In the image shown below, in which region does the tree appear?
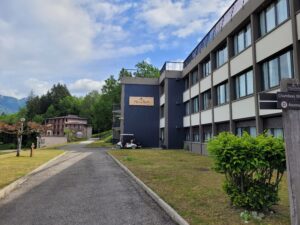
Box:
[57,96,82,116]
[79,91,101,131]
[134,61,160,78]
[118,68,133,80]
[26,92,41,120]
[44,105,57,119]
[49,83,71,110]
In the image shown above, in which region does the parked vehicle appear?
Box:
[116,134,141,149]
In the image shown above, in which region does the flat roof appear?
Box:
[46,115,88,120]
[121,77,159,85]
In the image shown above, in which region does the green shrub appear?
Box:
[92,130,112,139]
[207,132,286,211]
[0,143,17,150]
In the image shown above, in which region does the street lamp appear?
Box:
[16,118,25,157]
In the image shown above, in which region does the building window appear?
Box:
[262,51,293,90]
[184,77,189,90]
[202,59,211,78]
[185,101,190,115]
[267,128,284,138]
[192,97,199,113]
[191,70,198,86]
[235,70,254,99]
[234,24,251,55]
[192,126,200,142]
[260,0,289,36]
[201,90,212,110]
[203,130,212,142]
[216,82,229,105]
[236,127,256,137]
[216,45,228,68]
[185,128,190,141]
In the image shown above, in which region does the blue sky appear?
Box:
[0,0,234,98]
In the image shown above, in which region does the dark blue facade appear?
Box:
[123,84,159,147]
[167,79,185,149]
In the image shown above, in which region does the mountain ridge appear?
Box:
[0,95,27,114]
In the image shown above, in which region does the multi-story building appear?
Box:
[119,0,300,153]
[45,115,92,139]
[112,104,121,143]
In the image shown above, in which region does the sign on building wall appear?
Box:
[129,97,154,106]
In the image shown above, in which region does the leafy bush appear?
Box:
[0,143,17,150]
[207,132,286,211]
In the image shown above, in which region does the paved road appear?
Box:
[0,143,176,225]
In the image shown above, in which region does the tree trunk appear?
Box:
[16,136,21,157]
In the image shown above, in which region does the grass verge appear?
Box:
[0,149,64,189]
[86,132,113,148]
[109,150,290,225]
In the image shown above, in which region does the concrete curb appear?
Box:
[0,151,67,200]
[108,152,190,225]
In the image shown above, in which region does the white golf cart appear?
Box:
[116,134,141,149]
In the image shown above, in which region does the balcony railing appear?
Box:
[160,61,184,74]
[183,0,249,68]
[112,121,120,128]
[112,104,121,112]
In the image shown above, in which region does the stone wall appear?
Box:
[40,136,67,147]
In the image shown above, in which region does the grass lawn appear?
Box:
[86,140,113,148]
[0,149,64,189]
[86,132,113,148]
[109,150,290,225]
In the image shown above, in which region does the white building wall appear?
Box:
[232,97,256,120]
[213,63,228,86]
[256,20,293,62]
[214,104,230,122]
[160,94,165,106]
[160,118,165,128]
[183,116,190,127]
[200,76,211,93]
[190,84,199,98]
[201,110,212,124]
[230,47,253,76]
[191,113,200,126]
[183,89,190,102]
[40,136,68,148]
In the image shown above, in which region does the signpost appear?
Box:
[280,79,300,225]
[259,79,300,224]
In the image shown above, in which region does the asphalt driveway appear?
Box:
[0,143,176,225]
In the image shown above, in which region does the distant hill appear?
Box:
[0,95,27,114]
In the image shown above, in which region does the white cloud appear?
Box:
[137,0,234,38]
[0,77,52,99]
[144,57,152,64]
[25,78,53,97]
[0,0,153,79]
[0,0,236,99]
[87,1,133,21]
[68,79,105,96]
[172,20,207,38]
